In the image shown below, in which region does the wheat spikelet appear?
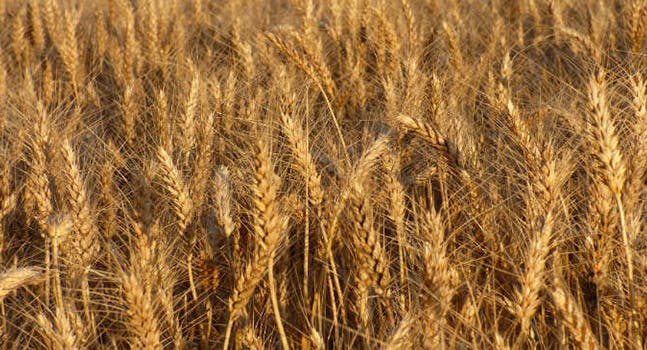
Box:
[400,0,418,52]
[499,57,564,338]
[0,52,6,107]
[94,8,108,59]
[514,155,560,339]
[384,152,408,311]
[0,192,16,226]
[371,8,400,77]
[559,26,602,63]
[626,74,647,214]
[266,30,335,97]
[586,70,626,196]
[496,52,541,165]
[514,209,555,335]
[140,0,161,66]
[155,89,171,148]
[308,327,324,350]
[191,0,205,24]
[41,60,55,105]
[231,23,255,82]
[322,134,390,271]
[442,21,464,72]
[0,157,15,260]
[122,0,139,81]
[348,183,390,341]
[58,138,99,334]
[235,142,283,303]
[629,0,647,52]
[420,205,455,347]
[291,28,336,98]
[196,254,220,292]
[583,70,633,302]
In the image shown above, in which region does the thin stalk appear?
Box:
[269,254,290,349]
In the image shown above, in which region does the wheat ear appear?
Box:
[36,309,79,350]
[585,70,633,303]
[280,111,324,302]
[383,313,415,350]
[224,140,285,349]
[59,138,99,335]
[0,267,43,301]
[29,103,53,232]
[155,146,193,234]
[551,279,600,350]
[121,273,164,350]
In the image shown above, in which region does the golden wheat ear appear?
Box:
[224,140,287,349]
[0,267,44,301]
[155,145,194,235]
[120,272,164,350]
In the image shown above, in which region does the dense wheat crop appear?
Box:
[1,0,647,348]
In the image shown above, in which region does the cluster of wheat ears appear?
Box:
[1,0,647,349]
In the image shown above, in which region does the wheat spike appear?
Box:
[551,280,600,350]
[121,273,164,350]
[280,112,324,206]
[155,146,193,234]
[224,140,285,349]
[0,267,44,301]
[59,139,98,269]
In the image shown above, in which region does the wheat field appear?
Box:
[0,0,646,348]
